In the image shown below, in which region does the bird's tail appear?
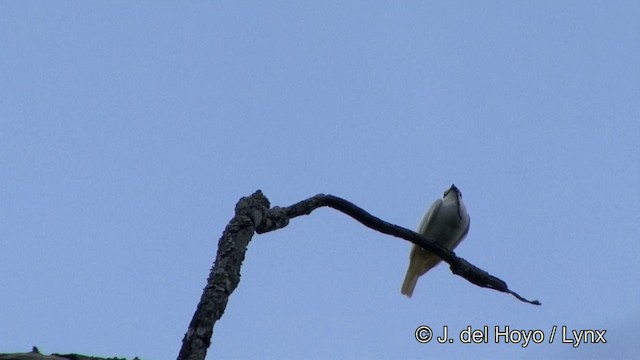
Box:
[401,269,419,298]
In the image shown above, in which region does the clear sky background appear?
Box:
[2,1,639,359]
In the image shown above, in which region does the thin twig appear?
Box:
[256,193,541,306]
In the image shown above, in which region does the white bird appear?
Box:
[401,184,470,298]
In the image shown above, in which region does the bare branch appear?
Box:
[256,194,540,305]
[178,190,541,360]
[178,190,270,360]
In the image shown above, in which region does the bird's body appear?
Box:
[401,184,470,297]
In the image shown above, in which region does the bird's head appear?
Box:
[443,184,462,199]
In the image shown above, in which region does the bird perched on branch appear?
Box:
[401,184,470,297]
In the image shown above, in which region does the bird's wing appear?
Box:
[416,198,442,235]
[448,215,470,251]
[401,199,445,297]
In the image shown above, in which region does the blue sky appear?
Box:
[1,1,639,359]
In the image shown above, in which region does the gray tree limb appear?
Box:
[178,190,541,360]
